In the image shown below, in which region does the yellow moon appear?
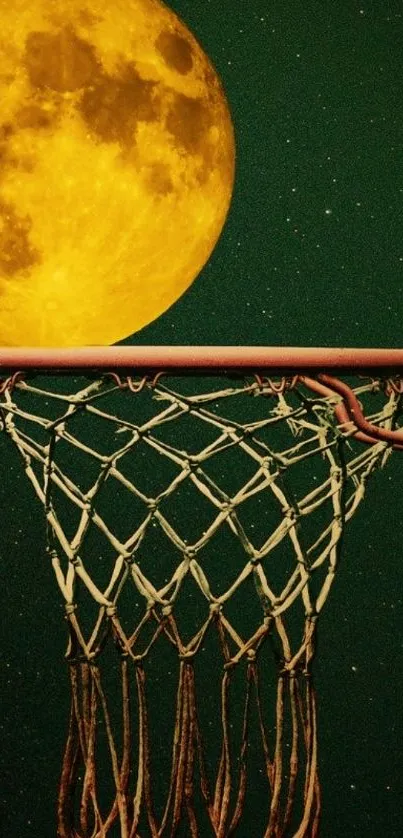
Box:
[0,0,235,346]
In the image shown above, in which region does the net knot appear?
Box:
[71,393,89,406]
[161,604,173,616]
[65,603,77,615]
[223,425,237,437]
[209,602,222,615]
[221,501,233,513]
[185,456,200,471]
[179,650,194,661]
[283,507,298,521]
[106,604,116,617]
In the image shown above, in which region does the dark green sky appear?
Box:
[128,0,403,349]
[1,3,403,837]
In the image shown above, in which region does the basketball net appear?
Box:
[1,361,402,837]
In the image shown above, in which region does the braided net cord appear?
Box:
[1,370,402,838]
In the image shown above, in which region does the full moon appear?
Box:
[0,0,235,346]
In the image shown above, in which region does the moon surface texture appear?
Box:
[0,0,235,346]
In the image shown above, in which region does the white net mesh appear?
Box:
[1,369,402,837]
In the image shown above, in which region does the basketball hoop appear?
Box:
[1,346,402,837]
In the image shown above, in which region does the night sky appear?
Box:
[1,3,403,837]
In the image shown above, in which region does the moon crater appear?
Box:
[0,198,41,277]
[155,31,194,75]
[80,63,159,146]
[25,27,101,92]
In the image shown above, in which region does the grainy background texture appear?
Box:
[1,2,403,836]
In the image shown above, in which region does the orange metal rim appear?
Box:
[0,345,403,370]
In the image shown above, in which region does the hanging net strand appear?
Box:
[1,368,402,838]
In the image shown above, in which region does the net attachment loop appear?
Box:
[310,373,403,448]
[254,374,299,393]
[0,371,24,394]
[252,372,403,449]
[106,371,166,391]
[0,366,402,447]
[383,377,403,395]
[221,371,403,448]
